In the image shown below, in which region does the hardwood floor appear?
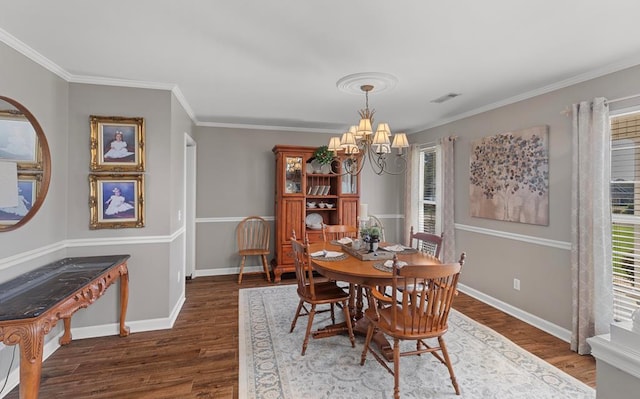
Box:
[4,273,595,398]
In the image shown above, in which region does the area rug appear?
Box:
[239,285,595,399]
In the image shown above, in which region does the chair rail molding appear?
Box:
[0,226,186,271]
[455,223,570,250]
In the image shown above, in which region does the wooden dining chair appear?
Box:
[289,237,355,355]
[321,224,359,242]
[361,255,464,398]
[236,216,271,284]
[409,226,443,259]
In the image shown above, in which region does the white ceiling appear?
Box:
[2,1,640,134]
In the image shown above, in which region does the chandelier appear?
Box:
[327,84,409,176]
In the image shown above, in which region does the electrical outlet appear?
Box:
[513,278,521,291]
[178,210,182,221]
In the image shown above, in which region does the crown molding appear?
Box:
[0,27,72,81]
[411,53,640,133]
[4,25,640,135]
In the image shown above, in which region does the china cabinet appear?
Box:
[271,145,360,282]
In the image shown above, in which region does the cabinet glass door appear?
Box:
[285,156,303,194]
[341,158,358,194]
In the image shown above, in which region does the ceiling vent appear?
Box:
[431,93,461,104]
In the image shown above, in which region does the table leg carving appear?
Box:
[119,263,130,337]
[59,317,72,345]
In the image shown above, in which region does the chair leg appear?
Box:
[237,255,246,284]
[342,300,355,348]
[393,337,401,399]
[290,299,304,333]
[438,336,460,395]
[330,303,335,324]
[360,323,375,365]
[301,304,316,356]
[261,255,271,282]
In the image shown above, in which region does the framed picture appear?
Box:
[469,125,549,225]
[0,174,41,226]
[0,109,42,170]
[89,174,144,229]
[90,115,145,172]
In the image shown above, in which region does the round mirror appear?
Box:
[0,96,51,232]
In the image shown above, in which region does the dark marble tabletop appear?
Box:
[0,255,130,321]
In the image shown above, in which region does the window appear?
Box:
[611,111,640,322]
[417,146,441,235]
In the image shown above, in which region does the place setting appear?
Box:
[310,249,348,261]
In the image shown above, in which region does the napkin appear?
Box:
[383,260,408,268]
[381,244,407,252]
[311,250,343,258]
[337,237,353,244]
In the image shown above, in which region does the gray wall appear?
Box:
[193,127,404,274]
[410,64,640,331]
[0,41,192,388]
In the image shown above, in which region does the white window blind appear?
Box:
[611,112,640,322]
[418,146,440,235]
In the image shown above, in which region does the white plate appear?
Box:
[305,213,323,226]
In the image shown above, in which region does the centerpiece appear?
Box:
[360,226,381,253]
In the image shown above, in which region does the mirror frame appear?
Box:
[0,96,51,232]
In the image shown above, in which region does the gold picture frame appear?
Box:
[90,115,145,172]
[0,109,43,170]
[89,174,144,229]
[0,173,42,229]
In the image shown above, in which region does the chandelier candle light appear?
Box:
[327,84,409,176]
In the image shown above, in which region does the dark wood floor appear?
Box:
[4,273,595,398]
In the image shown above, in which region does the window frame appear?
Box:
[610,105,640,322]
[417,144,442,235]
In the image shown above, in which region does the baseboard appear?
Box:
[457,283,571,343]
[194,265,263,277]
[0,294,186,399]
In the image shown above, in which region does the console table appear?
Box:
[0,255,130,399]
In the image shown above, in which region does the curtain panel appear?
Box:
[570,97,613,354]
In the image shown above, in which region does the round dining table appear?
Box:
[308,241,441,361]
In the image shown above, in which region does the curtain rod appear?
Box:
[561,93,640,116]
[606,93,640,105]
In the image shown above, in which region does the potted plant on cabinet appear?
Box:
[312,145,333,173]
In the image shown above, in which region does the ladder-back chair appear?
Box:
[236,216,271,284]
[290,237,355,355]
[321,224,358,242]
[409,226,443,259]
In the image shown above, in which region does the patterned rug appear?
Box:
[238,285,595,399]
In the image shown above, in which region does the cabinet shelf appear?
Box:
[273,145,360,283]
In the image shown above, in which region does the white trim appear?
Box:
[0,27,72,81]
[0,291,186,399]
[0,228,185,270]
[458,283,571,342]
[196,121,340,134]
[588,334,640,380]
[194,265,263,278]
[66,227,185,247]
[0,241,65,271]
[196,216,275,223]
[4,24,640,135]
[196,215,402,224]
[411,53,640,134]
[68,74,175,91]
[0,330,64,398]
[455,223,571,250]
